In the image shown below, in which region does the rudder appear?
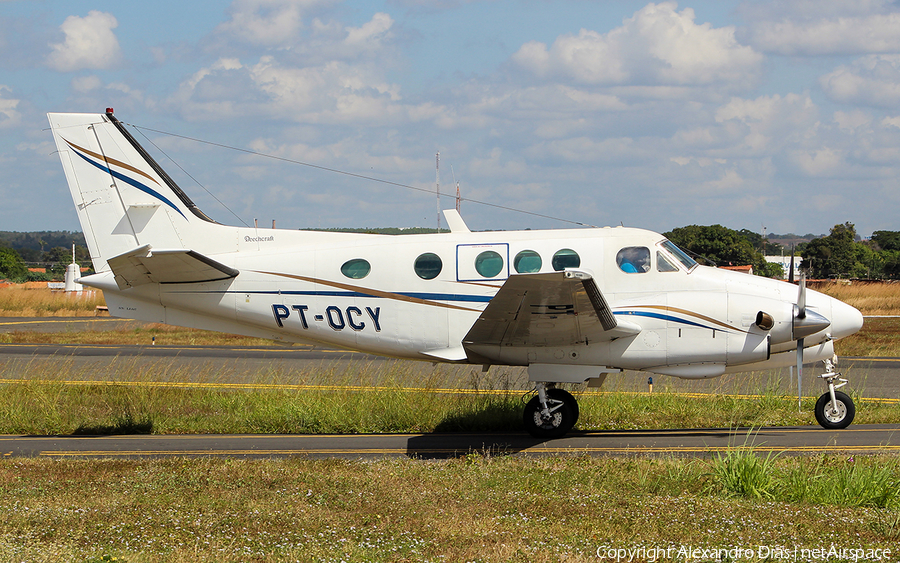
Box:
[47,110,217,273]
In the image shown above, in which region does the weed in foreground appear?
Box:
[710,446,778,500]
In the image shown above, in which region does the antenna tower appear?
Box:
[451,165,460,212]
[435,152,441,232]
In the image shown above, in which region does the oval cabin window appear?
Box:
[414,252,443,280]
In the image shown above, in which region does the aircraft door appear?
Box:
[456,244,509,282]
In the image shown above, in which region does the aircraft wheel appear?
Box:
[814,391,855,429]
[523,389,578,439]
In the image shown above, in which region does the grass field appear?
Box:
[1,283,899,561]
[1,454,898,562]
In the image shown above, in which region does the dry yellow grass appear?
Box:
[815,281,900,316]
[0,286,106,317]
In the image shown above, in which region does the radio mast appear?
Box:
[435,152,441,232]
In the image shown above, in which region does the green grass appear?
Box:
[0,455,897,562]
[1,358,898,435]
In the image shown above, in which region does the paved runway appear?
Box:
[2,425,898,459]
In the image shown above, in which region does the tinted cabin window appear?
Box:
[551,248,580,271]
[414,253,442,280]
[475,251,503,278]
[514,250,542,273]
[341,258,371,279]
[616,247,650,273]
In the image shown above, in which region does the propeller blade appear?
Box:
[797,272,806,319]
[796,337,803,412]
[788,244,795,284]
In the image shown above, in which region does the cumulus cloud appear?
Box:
[0,85,21,128]
[169,55,441,125]
[45,11,122,72]
[215,0,322,46]
[511,2,762,90]
[820,55,900,108]
[738,0,900,55]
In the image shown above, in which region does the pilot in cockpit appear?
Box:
[617,246,650,273]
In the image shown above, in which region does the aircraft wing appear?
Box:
[106,244,239,289]
[463,270,640,354]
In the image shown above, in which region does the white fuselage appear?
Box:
[85,222,862,378]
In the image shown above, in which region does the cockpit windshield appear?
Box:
[660,240,698,271]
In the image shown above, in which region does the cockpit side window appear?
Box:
[657,251,678,272]
[616,246,650,273]
[660,240,698,271]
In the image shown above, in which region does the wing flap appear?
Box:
[463,270,640,355]
[107,245,239,289]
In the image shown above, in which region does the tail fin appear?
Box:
[48,110,218,272]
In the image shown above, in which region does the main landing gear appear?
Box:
[523,383,580,439]
[814,357,855,430]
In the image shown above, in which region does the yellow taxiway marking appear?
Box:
[1,377,898,403]
[37,445,900,457]
[0,318,133,326]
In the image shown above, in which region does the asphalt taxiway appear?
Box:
[2,425,898,460]
[1,317,898,459]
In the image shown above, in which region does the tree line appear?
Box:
[666,222,900,280]
[0,231,91,282]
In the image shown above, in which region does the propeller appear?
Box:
[795,273,805,411]
[788,244,795,284]
[793,272,831,411]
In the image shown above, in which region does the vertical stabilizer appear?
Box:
[47,111,219,273]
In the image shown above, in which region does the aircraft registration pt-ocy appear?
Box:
[48,110,864,438]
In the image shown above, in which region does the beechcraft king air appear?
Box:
[48,110,865,438]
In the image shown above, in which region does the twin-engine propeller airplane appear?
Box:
[48,110,864,439]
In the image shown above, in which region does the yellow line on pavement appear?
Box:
[37,444,900,458]
[1,377,898,403]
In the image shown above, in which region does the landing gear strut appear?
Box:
[523,383,580,439]
[814,357,855,430]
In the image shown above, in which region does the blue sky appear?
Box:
[3,0,900,237]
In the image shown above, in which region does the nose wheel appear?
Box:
[814,357,855,430]
[523,384,579,439]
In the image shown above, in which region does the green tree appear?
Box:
[665,225,759,267]
[664,224,780,277]
[0,247,28,282]
[802,222,864,279]
[871,230,900,252]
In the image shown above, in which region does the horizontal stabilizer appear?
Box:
[107,245,239,289]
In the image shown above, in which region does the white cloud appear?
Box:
[71,75,103,93]
[45,11,122,72]
[820,55,900,108]
[169,55,443,125]
[744,15,900,56]
[0,85,21,129]
[511,2,762,90]
[216,0,321,46]
[739,0,900,55]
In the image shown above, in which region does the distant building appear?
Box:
[720,265,754,275]
[765,255,801,279]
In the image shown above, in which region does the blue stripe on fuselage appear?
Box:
[71,147,186,219]
[614,310,714,330]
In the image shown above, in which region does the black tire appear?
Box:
[814,391,855,429]
[523,389,578,439]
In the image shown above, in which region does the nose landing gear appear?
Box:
[814,356,855,430]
